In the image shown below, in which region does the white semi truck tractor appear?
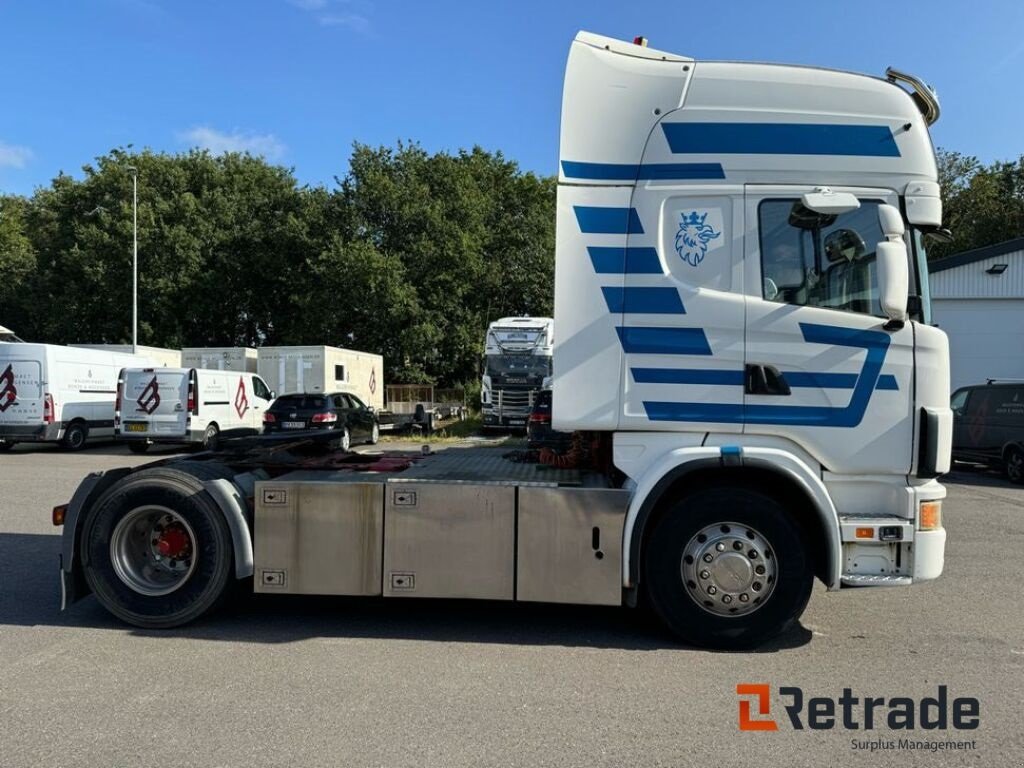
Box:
[480,316,554,430]
[54,32,951,648]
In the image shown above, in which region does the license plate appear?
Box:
[509,419,525,426]
[124,423,147,433]
[283,421,305,429]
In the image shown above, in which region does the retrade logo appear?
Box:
[737,684,778,731]
[235,377,249,418]
[369,368,376,395]
[0,364,16,412]
[736,684,979,732]
[136,376,161,414]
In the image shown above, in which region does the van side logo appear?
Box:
[235,377,249,418]
[675,210,721,267]
[737,684,779,731]
[0,364,16,412]
[137,376,161,414]
[369,368,377,395]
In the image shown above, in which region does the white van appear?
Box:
[0,343,154,451]
[116,367,275,452]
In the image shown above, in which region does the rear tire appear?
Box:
[201,424,220,452]
[81,466,234,628]
[127,441,150,455]
[61,422,88,451]
[340,426,351,452]
[369,423,379,445]
[0,441,14,452]
[643,487,813,649]
[1004,446,1024,484]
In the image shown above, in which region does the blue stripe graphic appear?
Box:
[631,368,898,391]
[602,287,685,315]
[642,323,891,427]
[662,122,901,158]
[587,247,662,274]
[561,161,725,181]
[632,368,744,385]
[616,327,712,355]
[573,206,645,234]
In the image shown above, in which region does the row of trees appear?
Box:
[0,144,555,385]
[0,145,1021,384]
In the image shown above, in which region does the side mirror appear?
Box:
[269,391,277,400]
[876,204,909,324]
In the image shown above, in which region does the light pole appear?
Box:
[127,166,138,352]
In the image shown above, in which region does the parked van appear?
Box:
[951,381,1024,482]
[116,367,275,452]
[0,344,154,450]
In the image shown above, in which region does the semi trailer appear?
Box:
[54,31,951,648]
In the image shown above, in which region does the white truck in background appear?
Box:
[480,316,554,430]
[0,344,155,450]
[56,32,951,649]
[257,345,384,412]
[182,347,258,373]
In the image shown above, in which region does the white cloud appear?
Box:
[0,140,32,169]
[318,12,370,34]
[287,0,372,35]
[180,127,286,160]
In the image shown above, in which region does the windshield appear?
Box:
[485,354,551,378]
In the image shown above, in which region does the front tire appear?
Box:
[127,441,150,455]
[0,441,14,452]
[1004,446,1024,484]
[61,422,88,451]
[81,466,234,628]
[643,487,813,649]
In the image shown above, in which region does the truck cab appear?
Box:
[554,33,950,621]
[480,316,554,430]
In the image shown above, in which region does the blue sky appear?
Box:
[1,0,1021,195]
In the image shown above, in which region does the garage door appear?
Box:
[932,298,1024,390]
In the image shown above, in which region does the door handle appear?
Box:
[745,364,791,396]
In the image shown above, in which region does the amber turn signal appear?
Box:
[855,527,874,539]
[52,504,67,527]
[919,501,942,531]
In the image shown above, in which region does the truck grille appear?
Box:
[494,389,535,417]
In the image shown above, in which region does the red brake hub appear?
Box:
[156,524,191,559]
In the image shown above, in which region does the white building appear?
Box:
[930,237,1024,390]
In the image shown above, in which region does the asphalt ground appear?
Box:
[1,441,1021,767]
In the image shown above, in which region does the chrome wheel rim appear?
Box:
[110,506,198,596]
[341,429,350,451]
[371,424,379,442]
[681,522,777,617]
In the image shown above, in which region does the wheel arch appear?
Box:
[625,446,841,591]
[60,463,255,610]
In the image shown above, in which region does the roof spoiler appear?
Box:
[886,67,940,125]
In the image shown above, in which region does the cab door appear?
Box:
[620,181,746,432]
[743,186,916,474]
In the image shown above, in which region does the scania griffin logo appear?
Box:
[136,376,161,414]
[0,364,16,412]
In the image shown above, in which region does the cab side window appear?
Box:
[252,377,272,400]
[332,395,347,410]
[759,199,887,317]
[348,394,367,410]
